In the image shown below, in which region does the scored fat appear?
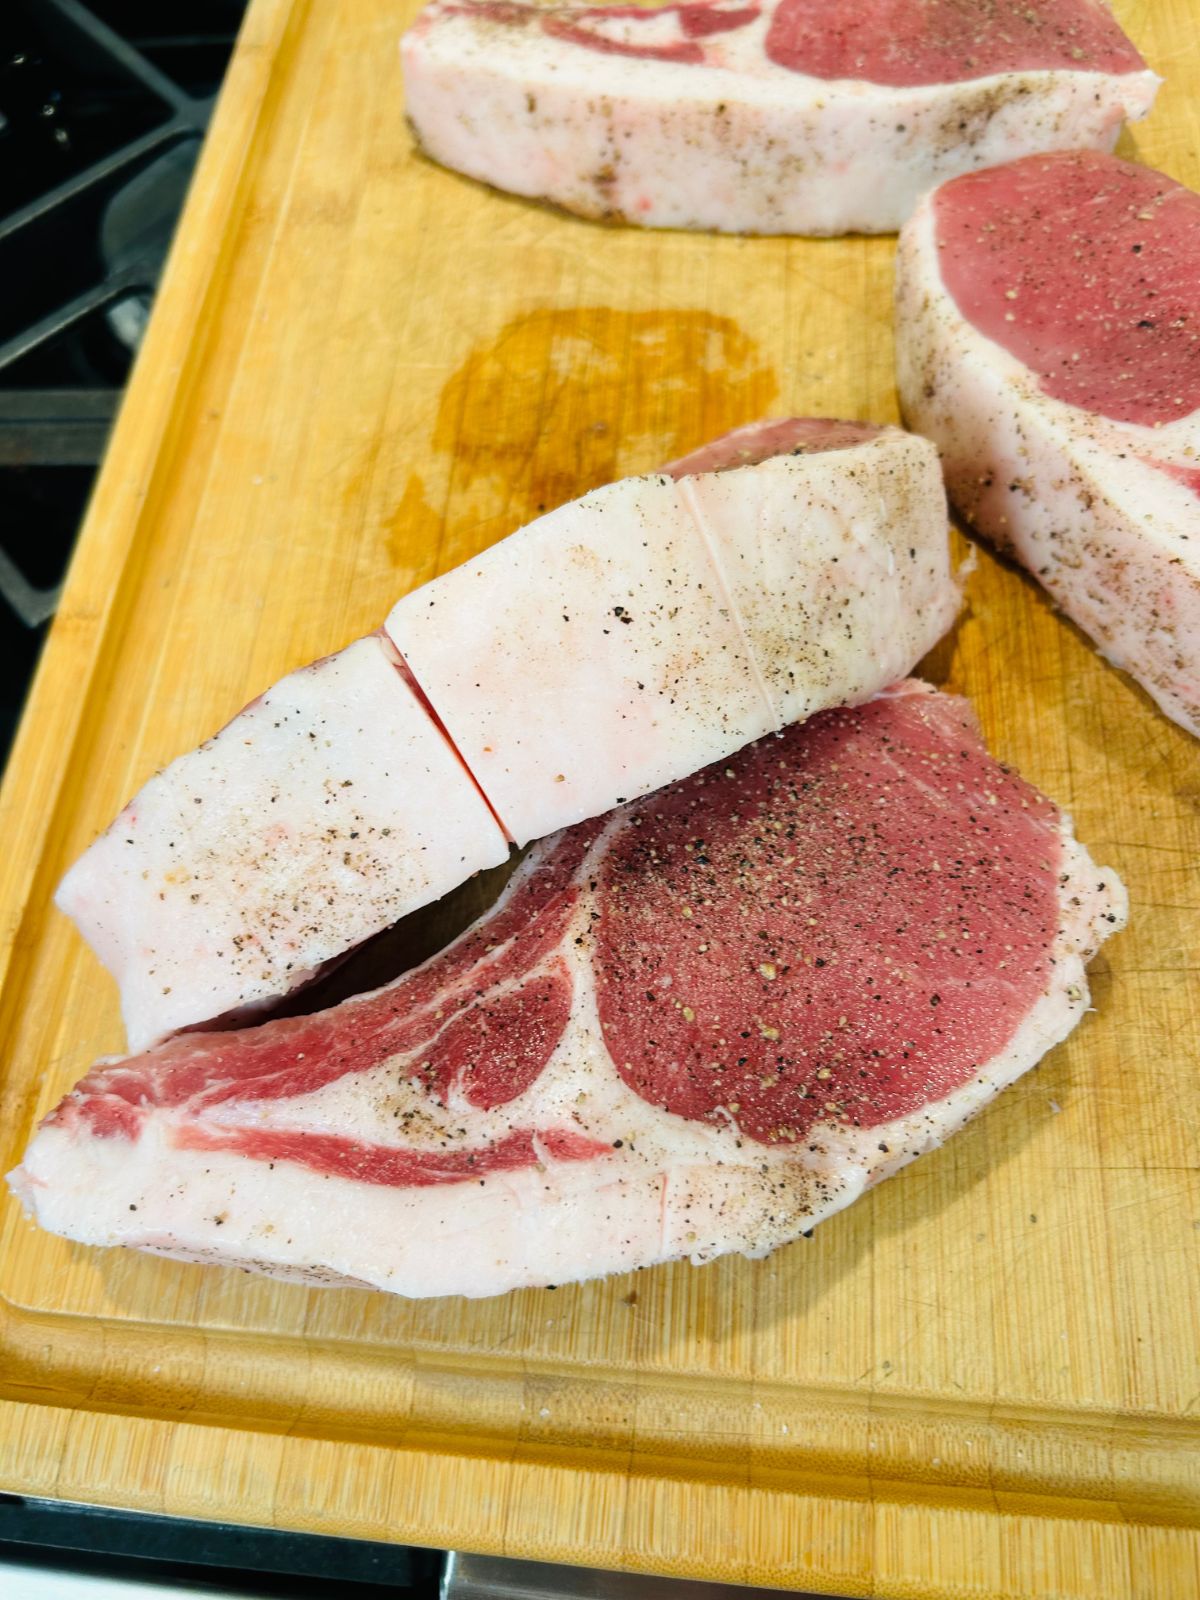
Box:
[387,420,953,846]
[56,637,511,1053]
[58,420,958,1049]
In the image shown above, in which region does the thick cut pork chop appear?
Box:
[896,151,1200,735]
[400,0,1156,236]
[13,683,1126,1299]
[59,420,957,1051]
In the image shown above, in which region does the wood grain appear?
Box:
[1,1,1198,1594]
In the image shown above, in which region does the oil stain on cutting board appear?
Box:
[375,307,779,584]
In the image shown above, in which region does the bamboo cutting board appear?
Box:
[1,1,1198,1594]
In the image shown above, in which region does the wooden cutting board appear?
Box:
[1,1,1197,1594]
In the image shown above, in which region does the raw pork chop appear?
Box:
[896,151,1200,734]
[13,682,1126,1298]
[59,419,957,1051]
[400,0,1157,236]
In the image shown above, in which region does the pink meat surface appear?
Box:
[764,0,1144,85]
[400,0,1156,235]
[931,151,1200,428]
[12,683,1125,1298]
[62,420,956,1051]
[896,150,1200,735]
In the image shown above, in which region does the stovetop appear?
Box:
[0,0,249,769]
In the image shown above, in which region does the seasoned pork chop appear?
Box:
[402,0,1156,235]
[15,683,1125,1298]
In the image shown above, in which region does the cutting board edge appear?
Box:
[1,1287,1197,1532]
[2,1397,1198,1600]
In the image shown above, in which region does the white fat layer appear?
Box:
[896,195,1200,736]
[387,434,955,846]
[55,636,509,1053]
[386,473,776,846]
[59,435,954,1048]
[12,801,1125,1300]
[401,8,1158,235]
[678,432,957,725]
